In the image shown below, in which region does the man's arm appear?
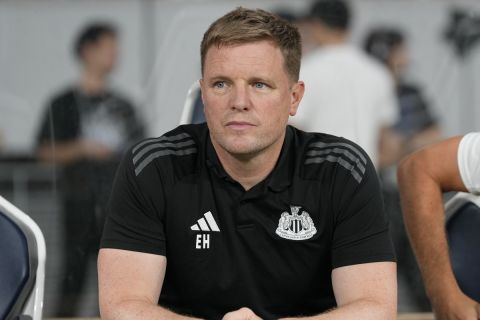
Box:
[37,140,114,164]
[98,248,201,320]
[378,126,404,169]
[280,262,396,320]
[397,136,480,319]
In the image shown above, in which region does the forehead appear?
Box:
[203,40,286,78]
[87,33,117,48]
[97,33,117,44]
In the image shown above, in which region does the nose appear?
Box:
[230,83,250,111]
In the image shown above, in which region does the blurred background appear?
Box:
[1,0,480,317]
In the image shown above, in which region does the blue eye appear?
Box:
[254,82,266,89]
[214,81,225,89]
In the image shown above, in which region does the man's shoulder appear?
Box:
[301,45,389,81]
[42,87,78,119]
[50,86,76,102]
[128,123,207,178]
[353,48,392,81]
[301,47,338,71]
[293,127,370,185]
[106,89,136,109]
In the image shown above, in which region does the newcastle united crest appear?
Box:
[275,206,317,240]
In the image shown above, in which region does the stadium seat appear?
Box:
[180,80,203,125]
[445,192,480,301]
[0,196,46,320]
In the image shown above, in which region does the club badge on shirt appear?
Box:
[276,206,317,240]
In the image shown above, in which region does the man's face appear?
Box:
[200,40,304,157]
[83,34,118,75]
[389,44,408,80]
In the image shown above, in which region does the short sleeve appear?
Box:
[117,97,145,146]
[36,95,80,146]
[458,132,480,195]
[331,151,395,269]
[101,148,166,255]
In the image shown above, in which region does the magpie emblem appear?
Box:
[275,206,317,240]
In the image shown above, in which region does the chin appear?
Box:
[219,137,269,157]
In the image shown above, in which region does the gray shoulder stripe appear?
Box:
[307,141,367,164]
[134,148,198,176]
[305,155,363,183]
[133,139,196,164]
[132,132,191,153]
[305,148,366,174]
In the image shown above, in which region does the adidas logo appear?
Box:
[191,211,220,249]
[190,211,220,232]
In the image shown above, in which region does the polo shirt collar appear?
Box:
[267,126,294,192]
[205,126,294,193]
[205,137,230,181]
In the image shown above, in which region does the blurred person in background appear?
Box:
[398,133,480,319]
[364,27,441,159]
[36,22,144,316]
[364,27,442,312]
[275,9,319,56]
[290,0,402,169]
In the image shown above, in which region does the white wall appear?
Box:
[1,0,480,153]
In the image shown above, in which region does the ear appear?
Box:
[199,78,206,110]
[289,81,305,116]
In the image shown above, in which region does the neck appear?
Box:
[212,133,285,191]
[79,68,107,95]
[314,28,348,47]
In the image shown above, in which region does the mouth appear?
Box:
[225,121,256,131]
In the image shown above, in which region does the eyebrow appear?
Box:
[207,75,275,84]
[207,75,231,82]
[249,76,274,85]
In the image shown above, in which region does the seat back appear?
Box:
[0,196,45,320]
[180,80,204,125]
[445,192,480,301]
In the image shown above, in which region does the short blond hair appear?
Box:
[201,7,302,82]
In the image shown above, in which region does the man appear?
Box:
[398,133,480,319]
[99,8,396,320]
[364,27,441,155]
[290,0,401,168]
[37,22,143,315]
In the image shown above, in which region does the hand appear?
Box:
[431,290,480,320]
[80,139,114,160]
[222,307,262,320]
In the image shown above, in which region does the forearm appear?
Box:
[398,158,460,301]
[280,298,395,320]
[101,300,202,320]
[378,127,405,169]
[37,141,84,164]
[38,140,114,163]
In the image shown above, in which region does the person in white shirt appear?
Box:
[290,0,401,168]
[398,133,480,320]
[457,133,480,194]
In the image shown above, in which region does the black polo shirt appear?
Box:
[101,123,395,320]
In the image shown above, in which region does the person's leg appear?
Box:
[55,197,95,316]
